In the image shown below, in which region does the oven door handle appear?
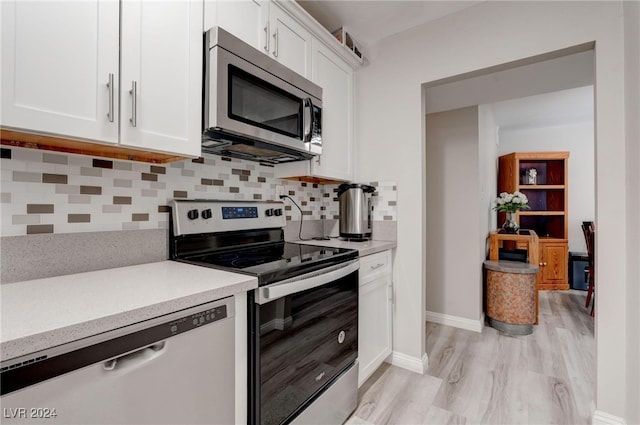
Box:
[257,259,359,304]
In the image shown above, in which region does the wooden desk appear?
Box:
[488,230,540,323]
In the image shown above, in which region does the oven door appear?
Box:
[250,260,359,425]
[205,44,322,156]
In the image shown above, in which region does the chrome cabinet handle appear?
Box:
[273,27,278,57]
[370,263,384,270]
[106,73,114,122]
[264,23,270,52]
[303,98,312,142]
[129,81,137,127]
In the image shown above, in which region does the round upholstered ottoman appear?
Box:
[484,260,539,335]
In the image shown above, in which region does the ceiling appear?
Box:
[296,1,482,49]
[492,85,594,131]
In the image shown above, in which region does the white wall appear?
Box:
[479,105,498,263]
[624,1,640,422]
[425,107,481,325]
[425,50,594,115]
[498,121,595,252]
[354,1,633,420]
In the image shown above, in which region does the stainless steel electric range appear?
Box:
[170,199,359,425]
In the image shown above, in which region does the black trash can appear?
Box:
[569,251,589,290]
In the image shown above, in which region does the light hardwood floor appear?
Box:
[349,290,594,425]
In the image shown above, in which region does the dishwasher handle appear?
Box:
[103,341,166,372]
[257,259,359,304]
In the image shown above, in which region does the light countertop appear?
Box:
[0,261,257,362]
[294,239,396,257]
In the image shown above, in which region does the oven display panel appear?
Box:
[221,206,258,219]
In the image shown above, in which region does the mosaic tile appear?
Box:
[173,190,188,198]
[42,173,68,184]
[93,159,113,169]
[81,167,102,177]
[43,153,68,165]
[68,214,90,223]
[13,215,41,225]
[27,224,54,234]
[68,195,91,204]
[55,185,80,194]
[27,204,54,214]
[80,186,102,195]
[113,196,132,205]
[113,161,133,171]
[114,179,133,188]
[13,171,41,183]
[102,205,122,213]
[132,213,149,222]
[141,173,157,182]
[1,147,396,236]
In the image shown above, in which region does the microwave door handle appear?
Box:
[303,98,313,143]
[257,259,359,304]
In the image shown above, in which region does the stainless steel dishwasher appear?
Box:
[1,297,235,424]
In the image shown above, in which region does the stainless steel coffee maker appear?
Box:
[338,183,375,240]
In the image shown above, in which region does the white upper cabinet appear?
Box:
[205,0,269,52]
[119,0,202,156]
[1,1,119,143]
[205,0,357,181]
[268,4,311,78]
[276,38,354,182]
[1,0,202,158]
[309,39,353,181]
[205,1,310,78]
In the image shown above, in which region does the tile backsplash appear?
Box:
[1,147,397,237]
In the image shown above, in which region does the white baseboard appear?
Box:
[426,310,484,333]
[388,351,428,374]
[592,410,626,425]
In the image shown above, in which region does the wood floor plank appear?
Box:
[423,406,468,425]
[350,291,594,425]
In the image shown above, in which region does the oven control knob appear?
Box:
[265,208,274,217]
[201,209,212,219]
[337,330,346,344]
[187,209,199,220]
[274,208,283,216]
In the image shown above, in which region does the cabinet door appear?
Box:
[358,275,392,387]
[310,39,354,181]
[205,0,269,52]
[540,242,568,287]
[1,1,119,143]
[120,0,202,157]
[269,4,311,78]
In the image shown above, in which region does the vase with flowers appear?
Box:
[494,191,530,233]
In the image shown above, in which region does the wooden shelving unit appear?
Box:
[498,151,570,290]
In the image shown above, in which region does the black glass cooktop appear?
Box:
[182,242,358,285]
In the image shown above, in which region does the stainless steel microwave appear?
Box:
[203,27,322,164]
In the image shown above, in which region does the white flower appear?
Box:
[512,197,521,203]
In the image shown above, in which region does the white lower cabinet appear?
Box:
[358,250,393,387]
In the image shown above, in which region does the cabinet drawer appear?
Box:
[360,250,392,284]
